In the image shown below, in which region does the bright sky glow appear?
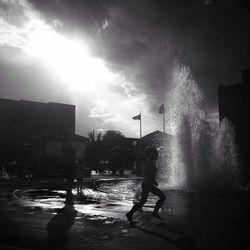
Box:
[0,0,155,137]
[23,20,116,92]
[0,2,117,92]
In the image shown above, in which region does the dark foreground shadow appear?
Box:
[130,222,199,250]
[47,205,77,247]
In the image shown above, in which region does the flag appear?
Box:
[132,113,141,120]
[159,104,165,114]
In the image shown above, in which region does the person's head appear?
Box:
[145,146,158,160]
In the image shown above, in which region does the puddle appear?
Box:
[12,180,206,220]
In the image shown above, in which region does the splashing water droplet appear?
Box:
[158,63,239,191]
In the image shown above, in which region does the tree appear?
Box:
[102,130,131,175]
[109,145,134,175]
[87,130,102,142]
[86,130,126,173]
[87,130,95,142]
[102,130,125,143]
[86,130,102,170]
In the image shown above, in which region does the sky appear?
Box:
[0,0,250,138]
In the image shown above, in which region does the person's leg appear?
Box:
[77,179,83,195]
[66,176,74,204]
[126,186,149,222]
[24,160,28,178]
[76,180,79,195]
[28,160,32,178]
[150,186,166,220]
[80,179,83,192]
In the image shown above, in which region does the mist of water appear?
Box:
[158,64,240,191]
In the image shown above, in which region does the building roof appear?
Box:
[0,98,75,108]
[140,130,173,140]
[137,130,173,148]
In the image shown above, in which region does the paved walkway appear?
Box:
[1,177,250,250]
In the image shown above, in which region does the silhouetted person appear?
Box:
[126,146,166,222]
[76,158,84,196]
[0,166,10,180]
[61,131,76,205]
[22,142,32,179]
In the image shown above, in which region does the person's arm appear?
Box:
[153,164,158,186]
[150,167,158,186]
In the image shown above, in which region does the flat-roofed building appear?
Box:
[218,69,250,174]
[0,98,88,177]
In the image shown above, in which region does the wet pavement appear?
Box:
[1,177,250,249]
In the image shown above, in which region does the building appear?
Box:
[0,98,88,176]
[218,69,250,173]
[134,130,173,175]
[136,130,173,149]
[85,134,138,173]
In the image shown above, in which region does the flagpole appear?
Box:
[159,104,165,133]
[163,111,165,133]
[140,111,142,138]
[132,113,142,138]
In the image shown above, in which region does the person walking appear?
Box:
[126,146,166,222]
[22,142,32,179]
[61,131,76,205]
[76,158,84,196]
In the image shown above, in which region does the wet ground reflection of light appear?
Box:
[13,180,164,217]
[15,180,216,220]
[12,180,250,224]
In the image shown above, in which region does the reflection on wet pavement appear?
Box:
[12,180,250,224]
[2,179,250,250]
[13,180,146,219]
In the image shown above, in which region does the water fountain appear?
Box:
[158,63,240,191]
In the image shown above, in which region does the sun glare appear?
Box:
[0,1,142,136]
[23,19,115,91]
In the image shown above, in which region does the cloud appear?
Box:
[22,1,250,111]
[95,0,250,110]
[0,0,28,27]
[28,0,109,37]
[89,98,111,118]
[1,0,250,137]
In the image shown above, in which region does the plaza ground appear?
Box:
[0,176,250,250]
